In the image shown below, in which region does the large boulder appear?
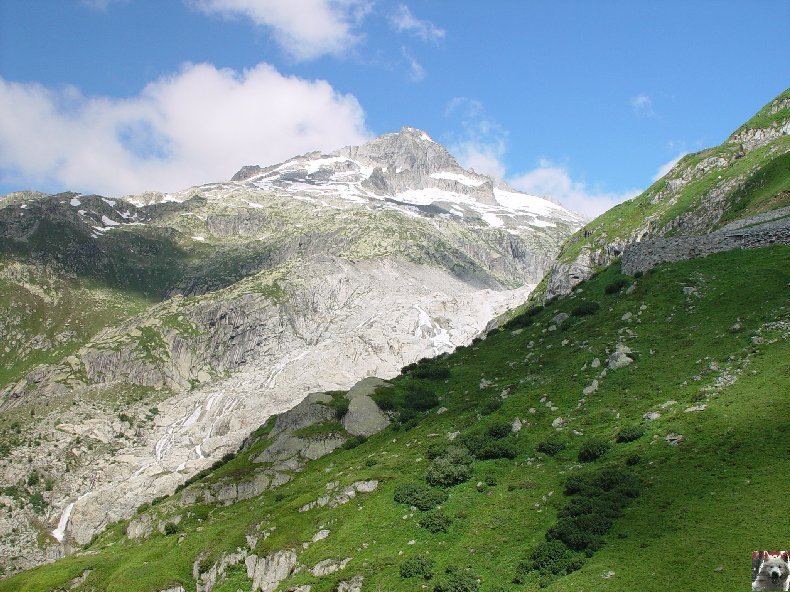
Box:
[342,377,391,437]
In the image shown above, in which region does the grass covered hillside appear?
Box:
[536,88,789,301]
[4,244,788,591]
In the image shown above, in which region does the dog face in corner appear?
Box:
[753,553,790,591]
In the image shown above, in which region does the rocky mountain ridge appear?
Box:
[539,89,789,300]
[0,128,581,574]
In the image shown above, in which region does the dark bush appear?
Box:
[486,421,512,439]
[514,540,583,584]
[342,435,367,450]
[374,388,399,411]
[400,556,435,580]
[625,453,641,466]
[433,566,480,592]
[418,510,452,533]
[426,443,449,460]
[426,447,474,487]
[505,314,534,329]
[394,482,448,510]
[459,431,516,460]
[616,425,645,443]
[411,365,451,380]
[578,438,610,462]
[536,436,566,456]
[604,278,630,295]
[28,492,46,515]
[633,271,643,278]
[163,522,178,536]
[404,387,440,411]
[480,399,503,415]
[571,301,600,317]
[549,468,641,556]
[397,407,420,424]
[327,395,350,419]
[477,438,517,460]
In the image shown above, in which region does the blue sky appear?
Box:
[1,0,788,216]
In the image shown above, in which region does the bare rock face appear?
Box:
[542,93,789,301]
[245,550,298,592]
[342,377,391,436]
[0,127,583,573]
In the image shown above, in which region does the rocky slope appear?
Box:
[539,89,789,300]
[3,243,787,592]
[0,129,581,574]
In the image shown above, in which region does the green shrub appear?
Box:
[513,540,583,584]
[480,399,503,415]
[418,510,452,533]
[536,436,566,456]
[373,388,399,411]
[426,447,473,487]
[342,435,367,450]
[633,270,643,278]
[394,482,448,510]
[486,421,512,439]
[477,438,517,460]
[426,443,449,460]
[326,393,350,419]
[163,522,178,536]
[28,492,46,515]
[616,425,645,443]
[400,556,435,579]
[404,387,440,411]
[506,304,545,329]
[578,438,610,462]
[27,471,39,487]
[547,468,641,554]
[625,453,641,465]
[433,566,480,592]
[571,301,600,317]
[604,278,630,294]
[411,365,451,380]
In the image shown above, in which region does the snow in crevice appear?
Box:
[52,502,75,543]
[430,171,486,187]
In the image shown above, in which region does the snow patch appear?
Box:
[101,215,120,227]
[52,502,75,543]
[69,197,81,207]
[430,172,486,187]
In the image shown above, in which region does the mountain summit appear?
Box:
[0,127,583,573]
[228,126,583,230]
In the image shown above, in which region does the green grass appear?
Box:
[3,245,788,591]
[555,89,789,267]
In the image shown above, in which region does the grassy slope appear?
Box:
[3,246,788,591]
[556,89,790,266]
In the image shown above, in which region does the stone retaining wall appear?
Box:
[621,207,790,275]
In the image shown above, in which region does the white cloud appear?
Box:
[401,47,426,82]
[630,93,655,117]
[651,152,687,181]
[390,4,445,41]
[508,160,641,219]
[0,62,369,196]
[190,0,372,61]
[445,97,508,179]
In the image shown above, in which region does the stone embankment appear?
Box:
[621,207,790,275]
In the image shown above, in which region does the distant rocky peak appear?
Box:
[335,126,459,175]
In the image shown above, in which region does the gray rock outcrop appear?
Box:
[342,377,391,436]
